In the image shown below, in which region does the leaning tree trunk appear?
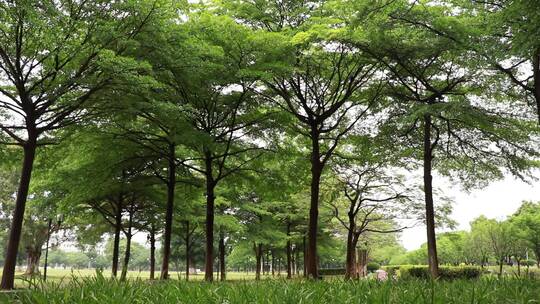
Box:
[1,140,37,290]
[204,153,216,282]
[149,225,156,280]
[306,129,323,279]
[160,144,176,280]
[423,115,439,279]
[286,223,292,279]
[111,199,123,278]
[219,232,226,281]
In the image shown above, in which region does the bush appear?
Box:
[521,259,537,267]
[318,268,345,276]
[381,265,400,277]
[399,266,481,280]
[366,262,380,272]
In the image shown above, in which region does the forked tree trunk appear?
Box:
[423,115,439,279]
[161,144,176,280]
[1,141,37,290]
[24,247,41,276]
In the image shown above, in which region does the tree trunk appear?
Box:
[1,141,37,290]
[498,259,504,277]
[160,144,176,280]
[345,229,357,280]
[149,224,156,280]
[286,223,292,279]
[532,47,540,123]
[219,232,226,281]
[24,246,41,276]
[423,115,439,279]
[185,221,191,282]
[271,249,275,277]
[204,152,216,282]
[303,235,307,277]
[357,248,368,278]
[120,209,133,281]
[254,243,262,280]
[111,198,123,278]
[306,129,323,279]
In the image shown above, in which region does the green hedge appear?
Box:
[319,268,345,276]
[399,266,481,280]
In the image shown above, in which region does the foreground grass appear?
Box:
[2,276,539,304]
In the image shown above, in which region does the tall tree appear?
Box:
[0,0,163,289]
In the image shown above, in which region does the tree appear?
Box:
[356,0,537,278]
[0,0,165,289]
[511,201,540,267]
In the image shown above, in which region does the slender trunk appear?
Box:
[185,221,190,282]
[307,129,323,279]
[1,141,37,290]
[286,223,292,279]
[254,243,262,280]
[120,234,132,281]
[111,198,122,278]
[43,218,52,280]
[120,210,133,281]
[204,152,215,282]
[345,229,357,280]
[271,249,275,276]
[423,115,439,279]
[303,235,307,277]
[149,225,156,280]
[532,48,540,123]
[498,259,504,277]
[295,246,300,276]
[517,258,521,276]
[219,232,226,281]
[161,144,176,280]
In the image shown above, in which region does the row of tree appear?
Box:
[1,0,540,289]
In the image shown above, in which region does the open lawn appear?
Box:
[1,275,539,304]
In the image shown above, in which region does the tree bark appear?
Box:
[345,229,358,280]
[1,141,37,290]
[219,231,226,281]
[111,197,123,278]
[306,129,323,279]
[149,224,156,280]
[120,210,133,281]
[160,144,176,280]
[271,249,275,277]
[423,115,439,279]
[303,235,307,277]
[185,221,191,282]
[24,246,41,276]
[254,243,262,280]
[286,223,292,279]
[204,152,216,282]
[532,48,540,123]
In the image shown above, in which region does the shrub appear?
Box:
[366,262,380,272]
[318,268,345,276]
[521,259,537,267]
[382,265,400,277]
[399,266,481,280]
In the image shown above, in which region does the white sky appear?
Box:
[401,174,540,250]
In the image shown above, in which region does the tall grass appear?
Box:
[2,275,539,304]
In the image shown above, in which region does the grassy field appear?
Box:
[1,275,539,304]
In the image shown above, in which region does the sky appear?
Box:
[400,174,540,250]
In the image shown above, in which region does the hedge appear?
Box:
[319,268,345,276]
[399,266,481,280]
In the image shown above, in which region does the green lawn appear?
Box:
[1,276,539,304]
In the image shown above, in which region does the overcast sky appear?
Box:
[400,174,540,250]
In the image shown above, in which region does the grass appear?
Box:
[1,275,539,304]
